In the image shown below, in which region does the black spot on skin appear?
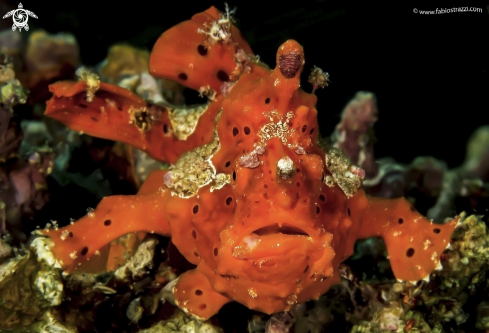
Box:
[226,197,233,205]
[278,52,303,78]
[178,73,187,80]
[406,248,415,257]
[68,232,73,238]
[433,228,441,234]
[302,125,307,133]
[197,45,207,56]
[316,206,320,214]
[192,230,197,239]
[304,265,309,273]
[199,304,207,310]
[193,205,199,214]
[347,208,351,216]
[163,124,168,133]
[244,127,251,135]
[232,127,239,136]
[398,218,404,224]
[217,70,229,82]
[319,194,326,202]
[79,104,88,108]
[214,248,218,256]
[265,98,270,104]
[195,289,203,295]
[104,219,111,226]
[90,117,98,122]
[81,247,89,256]
[233,171,237,181]
[309,128,315,135]
[410,206,416,212]
[225,161,231,167]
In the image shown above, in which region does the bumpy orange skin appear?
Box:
[43,7,460,319]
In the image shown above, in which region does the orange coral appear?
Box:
[42,6,461,319]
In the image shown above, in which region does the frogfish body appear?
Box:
[42,6,460,319]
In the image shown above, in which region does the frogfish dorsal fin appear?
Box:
[149,6,253,94]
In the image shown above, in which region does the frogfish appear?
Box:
[41,6,461,320]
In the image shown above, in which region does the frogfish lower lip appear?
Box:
[232,224,314,260]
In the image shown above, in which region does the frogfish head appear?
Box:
[207,40,342,312]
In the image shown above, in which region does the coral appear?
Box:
[113,236,158,281]
[98,44,150,85]
[18,30,79,103]
[0,54,51,237]
[9,310,78,333]
[0,237,64,330]
[0,54,27,109]
[265,312,294,333]
[23,30,79,81]
[0,30,22,58]
[0,236,13,259]
[330,91,378,179]
[136,308,221,333]
[428,214,489,301]
[0,97,23,162]
[40,5,463,322]
[328,90,487,227]
[427,125,489,221]
[98,43,185,105]
[1,230,183,332]
[11,233,175,332]
[362,125,489,223]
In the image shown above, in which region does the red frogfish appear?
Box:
[41,6,461,319]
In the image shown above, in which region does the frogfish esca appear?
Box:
[41,6,461,319]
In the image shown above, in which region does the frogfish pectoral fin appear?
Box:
[358,196,460,282]
[41,188,171,273]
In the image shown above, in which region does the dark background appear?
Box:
[2,0,488,168]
